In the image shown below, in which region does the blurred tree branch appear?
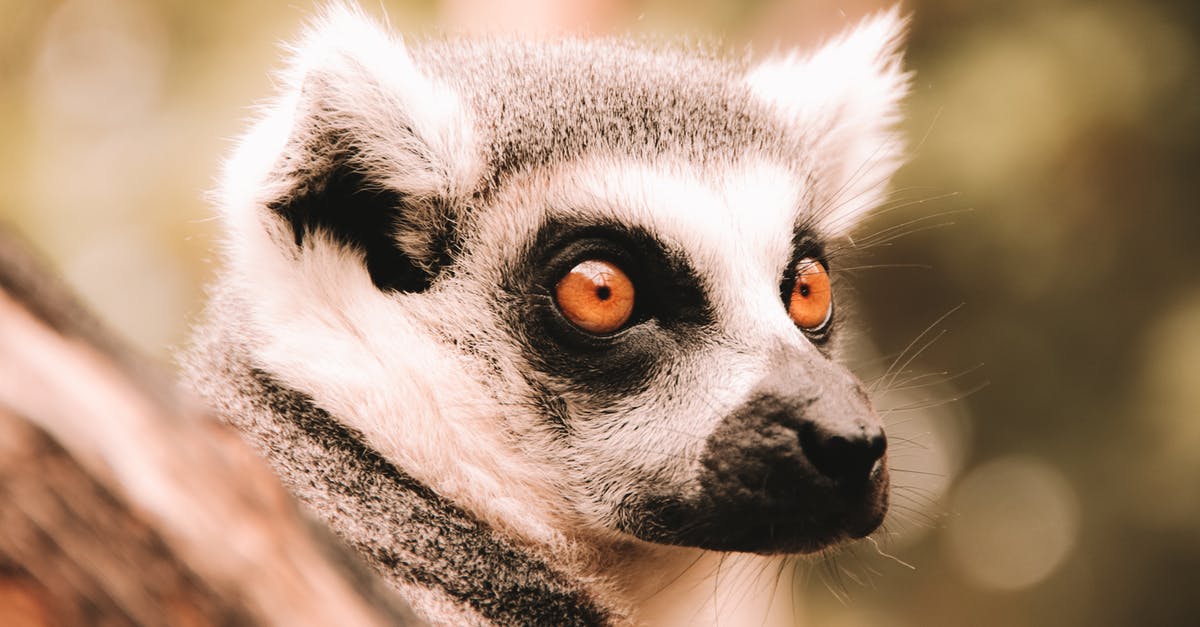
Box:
[0,229,422,626]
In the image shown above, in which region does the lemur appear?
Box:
[183,3,910,625]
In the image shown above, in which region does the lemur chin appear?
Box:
[184,3,910,624]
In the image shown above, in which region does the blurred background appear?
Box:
[0,0,1196,625]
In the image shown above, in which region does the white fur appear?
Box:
[747,6,911,235]
[215,6,567,551]
[234,233,575,549]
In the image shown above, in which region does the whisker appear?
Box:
[872,303,965,395]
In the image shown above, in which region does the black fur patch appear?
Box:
[268,155,425,292]
[265,105,460,293]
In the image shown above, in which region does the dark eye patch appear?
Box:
[499,218,713,401]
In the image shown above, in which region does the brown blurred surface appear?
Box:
[0,230,421,626]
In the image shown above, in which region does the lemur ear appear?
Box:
[219,3,479,292]
[747,7,910,235]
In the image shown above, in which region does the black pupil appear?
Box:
[798,283,810,297]
[596,285,612,300]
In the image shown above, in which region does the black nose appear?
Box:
[800,422,887,485]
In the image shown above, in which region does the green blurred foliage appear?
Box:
[1,0,1196,625]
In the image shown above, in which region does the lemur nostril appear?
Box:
[799,423,887,484]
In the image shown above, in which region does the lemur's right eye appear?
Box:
[555,260,635,334]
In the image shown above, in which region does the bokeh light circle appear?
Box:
[944,456,1080,591]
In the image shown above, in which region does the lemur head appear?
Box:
[218,4,909,556]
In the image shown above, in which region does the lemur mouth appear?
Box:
[617,393,890,554]
[622,460,889,554]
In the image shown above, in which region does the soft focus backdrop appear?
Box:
[1,1,1196,625]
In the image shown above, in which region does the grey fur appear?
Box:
[184,288,612,626]
[411,39,805,183]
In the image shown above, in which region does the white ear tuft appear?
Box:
[747,6,911,235]
[280,3,480,197]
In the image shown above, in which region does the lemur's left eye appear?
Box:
[788,258,832,332]
[555,259,635,334]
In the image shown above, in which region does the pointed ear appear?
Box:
[219,3,480,292]
[747,7,911,235]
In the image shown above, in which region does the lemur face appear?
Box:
[219,6,908,556]
[472,160,890,553]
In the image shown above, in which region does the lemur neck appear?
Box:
[605,542,801,627]
[186,314,800,627]
[184,326,613,626]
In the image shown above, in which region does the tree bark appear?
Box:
[0,230,422,626]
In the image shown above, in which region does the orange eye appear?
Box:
[555,259,636,334]
[788,259,832,331]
